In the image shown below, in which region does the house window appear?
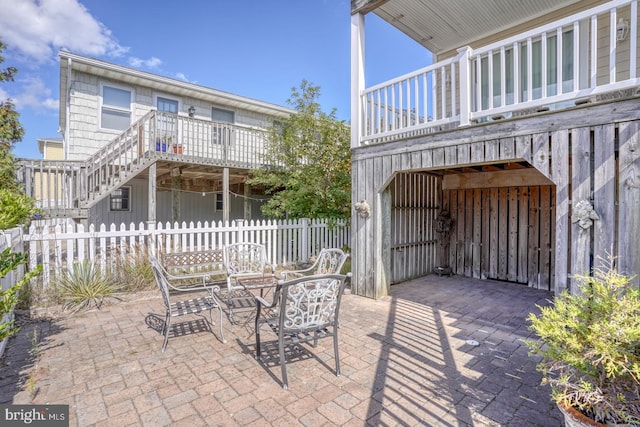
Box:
[110,187,131,211]
[520,29,574,100]
[157,97,178,114]
[101,85,131,131]
[212,107,234,145]
[215,193,223,211]
[212,107,234,123]
[155,96,179,146]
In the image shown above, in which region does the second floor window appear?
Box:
[157,97,178,114]
[212,107,234,123]
[212,107,235,145]
[101,85,131,131]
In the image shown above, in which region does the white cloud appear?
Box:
[11,77,58,112]
[128,56,162,69]
[0,0,128,63]
[175,72,197,84]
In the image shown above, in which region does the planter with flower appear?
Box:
[525,263,640,426]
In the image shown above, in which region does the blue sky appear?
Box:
[1,0,431,159]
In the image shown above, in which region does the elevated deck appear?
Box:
[19,110,271,219]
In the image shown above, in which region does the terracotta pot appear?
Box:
[557,402,605,427]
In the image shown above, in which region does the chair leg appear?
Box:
[333,329,340,376]
[255,318,261,358]
[161,311,169,336]
[162,314,172,353]
[227,293,234,322]
[217,305,227,344]
[279,335,288,390]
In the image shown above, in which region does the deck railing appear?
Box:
[19,111,270,215]
[360,0,639,144]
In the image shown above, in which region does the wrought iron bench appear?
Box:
[160,249,228,289]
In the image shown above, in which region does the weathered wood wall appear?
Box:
[442,185,555,290]
[351,98,640,299]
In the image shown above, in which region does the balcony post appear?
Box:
[457,46,472,126]
[351,12,365,148]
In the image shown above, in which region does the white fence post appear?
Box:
[300,218,309,263]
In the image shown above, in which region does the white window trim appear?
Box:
[153,93,182,115]
[99,82,134,132]
[109,186,132,212]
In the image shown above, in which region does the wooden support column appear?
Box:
[171,167,181,224]
[223,167,230,223]
[148,163,156,224]
[243,182,252,220]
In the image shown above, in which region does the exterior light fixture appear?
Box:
[188,105,196,117]
[617,18,629,41]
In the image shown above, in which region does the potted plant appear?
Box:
[525,263,640,426]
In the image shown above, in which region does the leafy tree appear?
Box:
[250,80,351,219]
[0,39,36,227]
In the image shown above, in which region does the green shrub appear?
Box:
[56,260,119,312]
[525,265,640,425]
[0,248,41,341]
[0,189,38,229]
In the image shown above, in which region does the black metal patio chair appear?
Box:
[254,273,350,389]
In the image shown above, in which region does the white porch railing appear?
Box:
[23,218,350,285]
[360,0,639,144]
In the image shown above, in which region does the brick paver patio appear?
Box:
[0,275,563,426]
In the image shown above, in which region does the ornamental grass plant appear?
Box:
[55,260,120,313]
[525,263,640,425]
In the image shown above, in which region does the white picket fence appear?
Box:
[24,218,350,286]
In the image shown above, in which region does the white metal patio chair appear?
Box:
[281,248,349,280]
[254,273,350,389]
[224,242,275,322]
[150,255,226,352]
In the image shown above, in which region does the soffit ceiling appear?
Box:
[366,0,590,55]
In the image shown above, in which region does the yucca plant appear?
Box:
[56,260,119,312]
[525,264,640,425]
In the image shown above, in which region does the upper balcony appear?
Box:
[354,0,639,145]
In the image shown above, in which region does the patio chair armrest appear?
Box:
[281,271,305,280]
[255,295,276,309]
[208,284,222,293]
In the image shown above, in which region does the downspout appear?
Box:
[64,57,72,160]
